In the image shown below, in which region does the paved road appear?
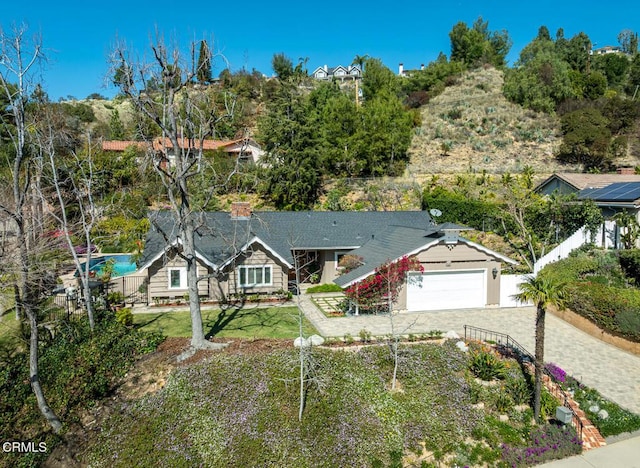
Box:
[298,295,640,415]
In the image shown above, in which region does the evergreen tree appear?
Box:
[361,58,398,102]
[109,108,125,140]
[272,53,294,81]
[449,17,512,68]
[196,40,212,84]
[258,83,321,209]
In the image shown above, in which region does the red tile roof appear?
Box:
[102,138,252,153]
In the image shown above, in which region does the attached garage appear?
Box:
[406,269,487,311]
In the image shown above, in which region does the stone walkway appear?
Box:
[298,294,640,415]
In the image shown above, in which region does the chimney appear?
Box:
[398,63,404,76]
[230,202,251,219]
[617,167,636,175]
[420,64,425,70]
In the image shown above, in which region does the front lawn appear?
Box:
[133,306,317,339]
[0,308,22,356]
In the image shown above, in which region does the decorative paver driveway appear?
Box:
[299,295,640,415]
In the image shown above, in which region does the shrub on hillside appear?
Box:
[501,424,582,467]
[90,342,481,467]
[0,310,164,467]
[618,249,640,285]
[568,282,640,339]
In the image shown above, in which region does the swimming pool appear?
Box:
[76,254,137,278]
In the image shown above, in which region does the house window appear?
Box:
[238,265,272,287]
[168,267,187,289]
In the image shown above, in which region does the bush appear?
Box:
[618,249,640,285]
[616,308,640,336]
[505,377,531,405]
[115,307,133,326]
[541,252,640,341]
[0,310,164,467]
[539,388,560,420]
[470,351,507,381]
[501,424,582,467]
[545,362,567,384]
[494,391,515,414]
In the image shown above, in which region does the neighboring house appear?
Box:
[591,45,625,56]
[398,63,425,77]
[312,64,362,81]
[535,170,640,196]
[577,182,640,220]
[536,171,640,249]
[577,182,640,249]
[136,203,516,311]
[101,137,263,165]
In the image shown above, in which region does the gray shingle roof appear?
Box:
[139,210,435,270]
[333,226,442,287]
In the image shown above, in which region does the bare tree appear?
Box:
[109,31,234,352]
[0,24,62,432]
[36,123,101,330]
[291,246,325,421]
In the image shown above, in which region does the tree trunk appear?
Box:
[182,220,207,348]
[534,303,546,423]
[18,228,62,433]
[27,308,62,433]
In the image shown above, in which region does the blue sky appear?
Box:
[3,0,639,100]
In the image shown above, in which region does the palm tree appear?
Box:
[352,54,369,71]
[514,275,566,422]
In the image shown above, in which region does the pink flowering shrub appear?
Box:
[344,256,423,312]
[545,362,566,384]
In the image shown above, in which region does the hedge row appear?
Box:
[541,251,640,342]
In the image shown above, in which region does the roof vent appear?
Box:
[443,228,460,245]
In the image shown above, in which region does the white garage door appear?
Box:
[406,270,486,311]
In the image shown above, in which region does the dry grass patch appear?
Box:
[408,67,578,175]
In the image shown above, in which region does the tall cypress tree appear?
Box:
[196,40,212,84]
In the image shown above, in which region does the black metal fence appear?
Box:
[464,325,584,439]
[106,275,148,305]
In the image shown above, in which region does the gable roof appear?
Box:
[333,226,517,288]
[536,173,640,194]
[138,210,435,272]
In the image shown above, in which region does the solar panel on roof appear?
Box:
[580,182,640,202]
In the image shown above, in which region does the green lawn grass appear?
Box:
[133,306,317,339]
[0,309,23,356]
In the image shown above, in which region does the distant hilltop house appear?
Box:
[311,64,362,81]
[101,137,263,166]
[398,63,425,77]
[590,45,625,56]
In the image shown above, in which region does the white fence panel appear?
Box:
[534,226,589,274]
[500,274,532,307]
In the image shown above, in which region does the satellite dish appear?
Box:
[429,208,442,218]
